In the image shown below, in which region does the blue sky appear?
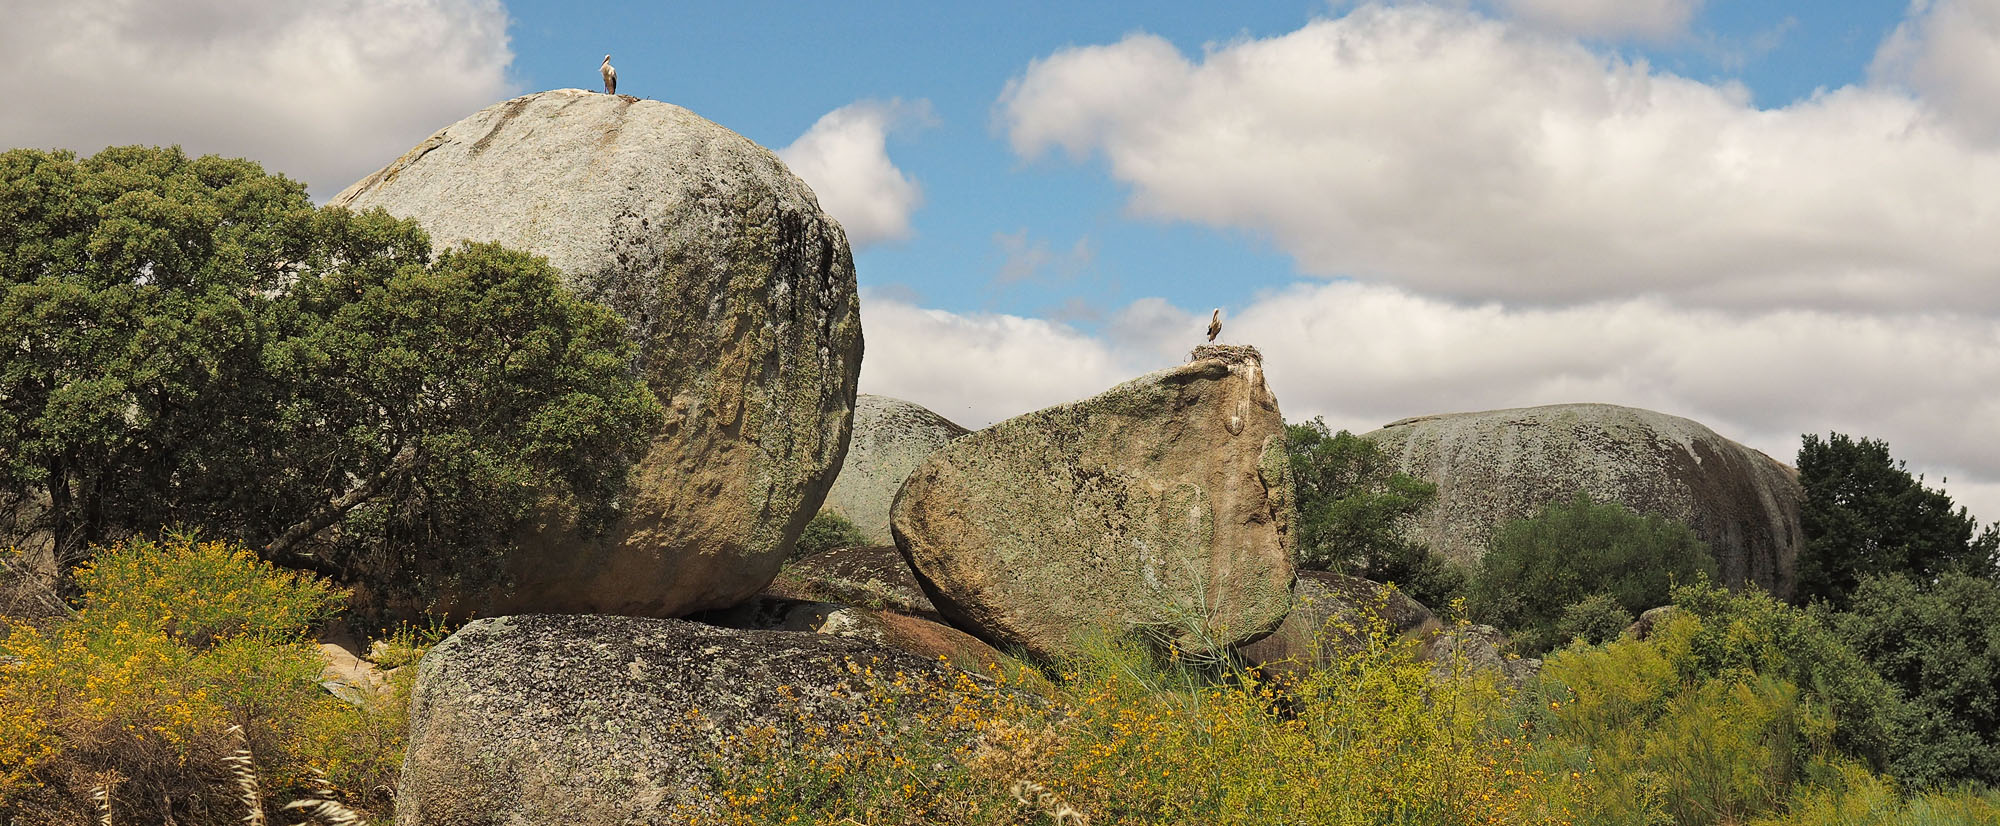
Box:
[5,0,2000,521]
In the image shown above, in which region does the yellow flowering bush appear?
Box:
[699,606,1584,825]
[0,535,420,825]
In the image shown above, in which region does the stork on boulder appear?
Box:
[601,55,617,95]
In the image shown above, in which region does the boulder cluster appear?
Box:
[340,90,1808,825]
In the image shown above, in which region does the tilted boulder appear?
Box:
[332,89,862,617]
[1236,572,1440,678]
[822,395,971,544]
[765,544,940,618]
[1364,404,1803,595]
[892,344,1296,661]
[396,614,970,825]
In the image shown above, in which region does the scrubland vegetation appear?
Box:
[2,147,1997,824]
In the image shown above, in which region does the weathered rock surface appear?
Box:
[892,344,1296,661]
[332,89,862,617]
[1424,624,1542,687]
[822,395,971,544]
[1236,572,1440,677]
[696,596,1012,673]
[396,614,967,826]
[1365,404,1802,594]
[765,544,939,618]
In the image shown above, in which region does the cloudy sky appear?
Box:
[5,0,2000,520]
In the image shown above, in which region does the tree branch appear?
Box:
[260,445,419,575]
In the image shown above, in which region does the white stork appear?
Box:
[601,55,618,95]
[1207,308,1222,342]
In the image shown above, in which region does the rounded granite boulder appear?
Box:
[821,395,971,545]
[332,89,862,617]
[1364,403,1803,594]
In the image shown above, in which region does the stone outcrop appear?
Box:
[765,544,939,618]
[1365,404,1803,594]
[332,89,862,617]
[396,614,969,825]
[696,596,1012,674]
[1424,624,1542,687]
[821,395,971,544]
[1236,572,1439,678]
[892,344,1296,661]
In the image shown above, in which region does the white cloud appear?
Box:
[855,291,1132,428]
[1871,0,2000,144]
[999,3,2000,312]
[1494,0,1705,40]
[992,229,1095,287]
[0,0,514,199]
[1230,280,2000,525]
[779,99,935,247]
[858,284,2000,527]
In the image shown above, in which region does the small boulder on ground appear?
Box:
[1624,605,1681,641]
[893,344,1296,662]
[1423,624,1542,687]
[822,395,971,544]
[764,544,939,618]
[1236,572,1440,677]
[1365,403,1803,595]
[395,614,974,826]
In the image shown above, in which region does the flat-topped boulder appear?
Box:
[821,395,971,544]
[892,344,1297,661]
[395,614,970,825]
[332,89,862,617]
[1364,404,1803,594]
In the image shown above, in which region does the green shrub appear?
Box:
[791,510,869,561]
[1834,573,2000,787]
[0,535,422,824]
[1472,493,1716,655]
[1749,764,2000,825]
[1285,418,1466,609]
[1555,593,1634,648]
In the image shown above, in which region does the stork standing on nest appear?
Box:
[601,54,618,95]
[1207,308,1222,342]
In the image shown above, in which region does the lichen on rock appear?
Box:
[891,344,1296,662]
[332,89,862,618]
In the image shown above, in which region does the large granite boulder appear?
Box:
[396,614,969,825]
[332,89,862,617]
[765,544,940,618]
[1236,572,1439,678]
[1365,404,1803,594]
[822,395,971,544]
[892,344,1296,661]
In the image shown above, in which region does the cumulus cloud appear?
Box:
[999,3,2000,312]
[858,284,2000,525]
[779,99,935,247]
[1871,0,2000,144]
[855,290,1132,428]
[0,0,514,199]
[1493,0,1705,40]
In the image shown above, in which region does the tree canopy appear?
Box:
[0,146,659,597]
[1794,432,1997,607]
[1284,418,1462,609]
